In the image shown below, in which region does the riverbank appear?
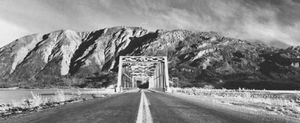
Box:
[0,89,115,119]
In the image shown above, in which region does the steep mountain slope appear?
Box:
[0,26,299,89]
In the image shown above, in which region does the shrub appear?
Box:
[54,90,66,102]
[29,91,46,107]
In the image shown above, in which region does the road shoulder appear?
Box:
[167,92,299,123]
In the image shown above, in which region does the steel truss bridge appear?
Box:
[116,56,169,92]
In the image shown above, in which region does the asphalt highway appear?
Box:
[145,90,297,123]
[1,92,140,123]
[1,90,298,123]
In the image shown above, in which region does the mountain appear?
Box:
[0,26,300,89]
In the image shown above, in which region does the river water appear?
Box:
[0,88,109,104]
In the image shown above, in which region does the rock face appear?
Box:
[0,26,300,89]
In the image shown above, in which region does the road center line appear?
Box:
[136,90,153,123]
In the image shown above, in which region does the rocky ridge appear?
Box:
[0,26,299,89]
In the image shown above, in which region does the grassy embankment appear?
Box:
[172,87,300,118]
[0,89,114,118]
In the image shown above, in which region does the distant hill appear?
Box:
[0,26,299,89]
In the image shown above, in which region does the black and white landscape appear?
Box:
[0,0,300,123]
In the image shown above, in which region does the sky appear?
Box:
[0,0,300,48]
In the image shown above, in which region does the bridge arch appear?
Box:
[116,56,169,92]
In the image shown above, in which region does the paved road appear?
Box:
[146,90,296,123]
[1,90,298,123]
[1,92,140,123]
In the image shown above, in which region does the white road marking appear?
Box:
[136,90,153,123]
[137,90,144,123]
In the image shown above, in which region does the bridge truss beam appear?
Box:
[116,56,169,92]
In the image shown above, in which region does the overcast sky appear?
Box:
[0,0,300,48]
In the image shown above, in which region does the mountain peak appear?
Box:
[0,26,299,89]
